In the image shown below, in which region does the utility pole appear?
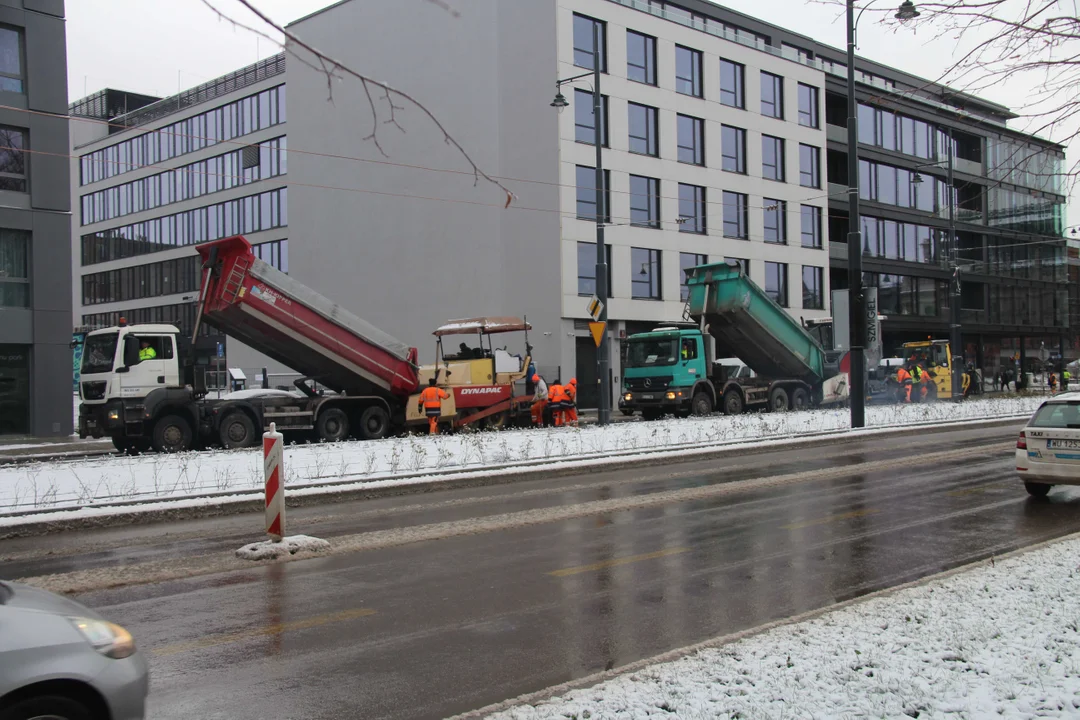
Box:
[845,0,866,428]
[592,20,611,425]
[946,127,963,399]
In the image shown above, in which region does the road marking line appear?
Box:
[547,547,690,577]
[151,607,376,657]
[947,481,1011,497]
[782,508,881,531]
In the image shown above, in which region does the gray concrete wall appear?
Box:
[0,0,71,436]
[285,0,562,369]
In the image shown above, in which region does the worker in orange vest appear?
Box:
[565,378,579,425]
[530,374,549,426]
[896,365,912,403]
[417,378,449,435]
[548,380,571,427]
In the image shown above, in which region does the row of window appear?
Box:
[80,239,288,307]
[862,273,945,318]
[82,302,224,339]
[856,103,935,160]
[860,216,944,265]
[987,187,1065,236]
[80,137,287,226]
[575,14,819,125]
[858,158,947,213]
[81,187,288,266]
[573,165,823,247]
[575,241,824,309]
[0,228,28,308]
[79,85,286,186]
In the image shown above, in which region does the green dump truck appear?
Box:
[621,260,850,418]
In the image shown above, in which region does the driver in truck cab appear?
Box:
[138,340,156,361]
[418,378,449,435]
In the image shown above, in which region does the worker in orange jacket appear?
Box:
[565,378,579,425]
[548,380,571,427]
[896,366,912,403]
[530,374,549,426]
[417,378,449,435]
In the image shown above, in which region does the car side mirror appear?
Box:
[122,335,141,368]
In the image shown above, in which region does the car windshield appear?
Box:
[1030,402,1080,429]
[81,332,118,374]
[626,339,678,368]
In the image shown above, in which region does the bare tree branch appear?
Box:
[200,0,514,207]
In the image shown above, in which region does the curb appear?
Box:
[0,415,1026,538]
[448,527,1080,720]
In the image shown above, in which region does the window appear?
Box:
[0,127,26,192]
[573,14,606,71]
[628,102,658,157]
[632,247,661,299]
[575,165,610,223]
[626,30,656,85]
[677,114,704,165]
[765,261,788,307]
[678,183,706,234]
[799,144,820,188]
[722,191,748,239]
[680,337,699,360]
[721,125,746,174]
[0,229,28,307]
[680,252,707,301]
[762,135,785,181]
[675,45,702,97]
[802,266,824,309]
[800,205,822,248]
[798,84,819,128]
[574,89,608,146]
[577,242,612,296]
[0,26,23,92]
[761,71,784,119]
[763,199,786,243]
[629,175,660,228]
[719,59,744,108]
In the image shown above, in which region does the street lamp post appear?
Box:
[846,0,920,428]
[552,23,611,424]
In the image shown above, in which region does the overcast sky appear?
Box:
[65,0,1075,221]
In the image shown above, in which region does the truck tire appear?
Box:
[219,411,256,449]
[316,407,350,442]
[791,387,810,411]
[153,415,193,453]
[691,391,713,416]
[769,387,790,412]
[642,408,664,421]
[722,388,744,415]
[111,435,131,454]
[620,407,635,417]
[358,405,390,440]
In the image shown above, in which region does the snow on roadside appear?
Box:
[488,534,1080,720]
[235,535,330,560]
[0,395,1042,516]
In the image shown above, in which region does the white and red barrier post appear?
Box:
[263,422,285,542]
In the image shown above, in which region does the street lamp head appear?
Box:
[912,171,924,185]
[550,91,569,110]
[895,1,920,21]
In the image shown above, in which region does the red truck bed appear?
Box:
[195,235,420,398]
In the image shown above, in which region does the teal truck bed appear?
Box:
[685,261,827,385]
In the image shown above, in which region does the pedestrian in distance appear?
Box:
[530,373,549,426]
[417,378,449,435]
[1065,368,1072,391]
[1049,371,1058,395]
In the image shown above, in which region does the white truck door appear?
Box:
[118,335,171,398]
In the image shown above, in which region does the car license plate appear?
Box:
[639,394,655,400]
[1048,439,1080,450]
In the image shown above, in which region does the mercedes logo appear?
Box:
[644,378,652,388]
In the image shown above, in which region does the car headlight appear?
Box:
[666,391,676,400]
[70,617,136,659]
[624,393,633,401]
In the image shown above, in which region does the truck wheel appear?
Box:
[316,408,350,442]
[219,412,256,449]
[642,408,664,421]
[692,391,713,416]
[620,408,635,417]
[791,387,810,411]
[111,435,131,454]
[769,387,790,412]
[723,389,744,415]
[153,415,193,453]
[358,406,390,440]
[1024,481,1051,498]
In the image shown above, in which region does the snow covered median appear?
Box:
[0,396,1042,517]
[487,533,1080,720]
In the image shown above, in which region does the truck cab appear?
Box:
[622,327,713,420]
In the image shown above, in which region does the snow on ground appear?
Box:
[235,534,330,560]
[0,396,1043,516]
[487,534,1080,720]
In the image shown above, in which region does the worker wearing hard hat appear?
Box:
[548,380,571,427]
[530,373,549,426]
[417,378,449,435]
[565,378,579,425]
[896,365,913,403]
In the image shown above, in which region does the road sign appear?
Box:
[588,321,606,348]
[586,296,604,322]
[216,342,224,358]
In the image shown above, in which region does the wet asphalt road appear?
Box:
[6,420,1080,720]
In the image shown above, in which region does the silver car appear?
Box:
[0,580,148,720]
